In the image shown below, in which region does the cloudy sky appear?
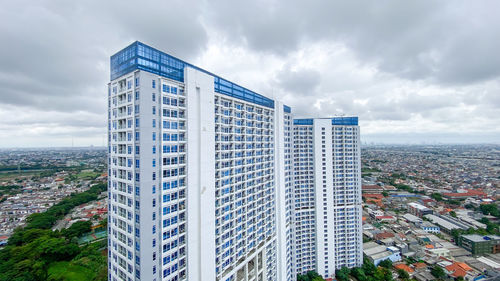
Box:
[1,0,499,147]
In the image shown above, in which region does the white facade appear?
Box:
[293,118,363,279]
[108,70,188,281]
[293,123,316,274]
[108,40,294,281]
[108,41,360,281]
[274,102,295,281]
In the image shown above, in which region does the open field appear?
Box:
[48,261,95,281]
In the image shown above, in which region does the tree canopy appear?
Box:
[0,183,107,281]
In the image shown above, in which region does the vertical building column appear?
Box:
[313,119,335,277]
[274,102,288,281]
[185,67,216,281]
[137,71,161,281]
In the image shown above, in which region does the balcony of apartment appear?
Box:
[116,124,128,131]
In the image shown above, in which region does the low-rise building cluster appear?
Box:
[361,145,500,280]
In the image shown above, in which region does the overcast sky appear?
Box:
[1,0,499,147]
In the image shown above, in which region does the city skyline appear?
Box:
[106,42,361,280]
[1,1,500,147]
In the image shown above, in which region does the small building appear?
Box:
[363,242,402,266]
[375,215,396,223]
[418,221,440,234]
[444,261,475,279]
[443,189,487,199]
[375,231,395,241]
[458,235,500,255]
[383,185,397,192]
[424,214,468,234]
[402,213,423,224]
[362,185,384,194]
[408,202,433,218]
[427,247,450,258]
[394,263,414,274]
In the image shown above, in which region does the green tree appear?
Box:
[397,268,410,280]
[379,258,393,269]
[336,266,351,281]
[362,259,377,276]
[451,229,463,242]
[0,183,108,281]
[62,220,92,239]
[449,211,457,218]
[431,265,446,280]
[380,267,393,281]
[431,193,443,201]
[37,237,80,261]
[480,217,490,224]
[464,204,476,210]
[297,271,324,281]
[480,204,499,217]
[351,267,367,281]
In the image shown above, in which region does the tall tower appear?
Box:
[107,41,295,281]
[293,117,363,279]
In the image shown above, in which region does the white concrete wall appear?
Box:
[137,71,161,281]
[275,102,294,281]
[185,67,216,281]
[313,119,335,277]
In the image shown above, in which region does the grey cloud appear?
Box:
[275,65,321,95]
[1,0,500,146]
[0,0,207,113]
[206,0,500,85]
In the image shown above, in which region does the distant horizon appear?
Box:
[1,141,499,150]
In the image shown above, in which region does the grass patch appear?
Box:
[76,171,100,180]
[48,261,95,281]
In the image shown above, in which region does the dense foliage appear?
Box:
[431,193,443,201]
[0,185,23,196]
[431,265,446,280]
[0,183,107,281]
[334,259,394,281]
[397,268,410,280]
[480,204,500,218]
[12,183,106,236]
[378,259,393,269]
[297,271,324,281]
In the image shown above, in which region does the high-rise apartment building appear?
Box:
[293,118,363,278]
[108,41,361,281]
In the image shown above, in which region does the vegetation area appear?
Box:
[480,204,500,218]
[0,164,93,173]
[0,164,101,181]
[0,184,23,197]
[0,183,107,281]
[297,271,325,281]
[64,170,101,183]
[17,183,106,231]
[362,167,382,177]
[430,265,446,280]
[335,259,394,281]
[431,193,443,201]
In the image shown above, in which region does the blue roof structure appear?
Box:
[293,117,358,126]
[111,41,275,108]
